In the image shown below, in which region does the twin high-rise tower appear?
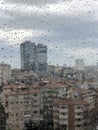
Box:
[20,41,47,72]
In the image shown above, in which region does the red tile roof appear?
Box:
[54,98,89,105]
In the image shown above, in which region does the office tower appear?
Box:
[20,41,36,71]
[20,41,47,73]
[36,44,47,72]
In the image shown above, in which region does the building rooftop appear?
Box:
[3,84,39,96]
[54,98,89,105]
[39,80,72,89]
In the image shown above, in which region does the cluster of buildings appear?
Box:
[0,78,98,130]
[1,41,98,130]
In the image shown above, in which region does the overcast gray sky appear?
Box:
[0,0,98,68]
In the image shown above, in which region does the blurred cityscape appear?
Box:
[0,41,98,130]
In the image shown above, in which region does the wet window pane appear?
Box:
[0,0,98,130]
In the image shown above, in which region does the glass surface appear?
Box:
[0,0,98,130]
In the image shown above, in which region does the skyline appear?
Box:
[0,0,98,68]
[1,41,98,69]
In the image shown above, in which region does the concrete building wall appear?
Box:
[53,99,91,130]
[0,63,11,86]
[1,85,42,130]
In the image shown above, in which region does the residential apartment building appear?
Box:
[53,99,90,130]
[11,69,39,83]
[47,65,62,77]
[1,84,42,130]
[38,80,73,128]
[73,88,96,110]
[0,102,6,130]
[0,78,97,130]
[0,63,11,86]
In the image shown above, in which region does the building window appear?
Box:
[60,112,67,115]
[33,94,38,97]
[10,102,14,105]
[33,111,38,114]
[60,105,68,109]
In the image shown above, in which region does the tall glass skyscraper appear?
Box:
[36,44,47,72]
[20,41,47,72]
[20,41,36,71]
